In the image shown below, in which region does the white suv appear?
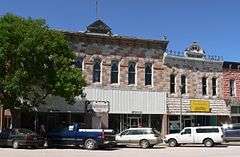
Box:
[115,128,162,148]
[164,126,223,147]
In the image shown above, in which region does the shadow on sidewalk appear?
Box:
[175,144,228,148]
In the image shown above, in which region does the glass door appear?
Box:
[129,117,139,128]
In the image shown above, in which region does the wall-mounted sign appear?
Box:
[190,100,210,112]
[86,101,110,113]
[131,111,142,114]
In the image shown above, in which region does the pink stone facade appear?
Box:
[223,69,240,101]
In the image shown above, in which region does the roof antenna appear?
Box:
[96,0,99,20]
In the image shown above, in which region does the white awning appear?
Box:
[84,87,167,114]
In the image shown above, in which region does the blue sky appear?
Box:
[1,0,240,61]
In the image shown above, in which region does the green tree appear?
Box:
[0,13,86,111]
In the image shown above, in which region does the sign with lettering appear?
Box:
[131,111,142,114]
[87,101,110,113]
[190,100,210,112]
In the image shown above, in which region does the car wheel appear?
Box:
[168,139,177,147]
[140,139,150,149]
[149,144,155,148]
[204,139,214,147]
[84,139,97,150]
[13,140,19,149]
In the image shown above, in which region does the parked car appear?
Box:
[222,123,240,142]
[115,128,162,148]
[164,126,224,147]
[0,128,45,149]
[47,123,116,150]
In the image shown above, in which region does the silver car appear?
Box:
[115,128,162,148]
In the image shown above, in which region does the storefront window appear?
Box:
[231,106,240,114]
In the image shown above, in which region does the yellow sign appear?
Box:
[190,100,210,112]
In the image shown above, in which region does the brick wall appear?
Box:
[164,55,223,99]
[67,32,170,92]
[222,69,240,101]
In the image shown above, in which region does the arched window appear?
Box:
[111,61,119,84]
[145,63,152,85]
[181,75,186,94]
[75,57,83,70]
[170,74,175,94]
[212,77,217,96]
[93,59,101,83]
[202,77,207,96]
[128,62,136,85]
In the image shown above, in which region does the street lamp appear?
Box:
[179,85,183,131]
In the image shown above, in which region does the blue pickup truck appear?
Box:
[47,123,116,150]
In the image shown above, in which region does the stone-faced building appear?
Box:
[223,61,240,123]
[65,20,169,133]
[164,42,230,133]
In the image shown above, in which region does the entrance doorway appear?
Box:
[183,116,193,128]
[128,117,141,128]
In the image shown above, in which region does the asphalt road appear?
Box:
[1,144,240,157]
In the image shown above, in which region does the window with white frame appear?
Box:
[181,75,186,94]
[170,74,176,94]
[93,59,101,83]
[212,77,217,96]
[111,60,119,84]
[230,79,236,96]
[75,57,84,70]
[145,63,152,86]
[128,62,136,85]
[202,77,207,96]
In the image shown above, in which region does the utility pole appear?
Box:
[179,85,183,131]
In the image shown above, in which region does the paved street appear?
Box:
[1,144,240,157]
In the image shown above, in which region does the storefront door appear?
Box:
[128,117,140,128]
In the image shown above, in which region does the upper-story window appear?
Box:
[93,59,101,83]
[181,75,186,94]
[202,77,207,96]
[145,63,152,86]
[111,61,119,84]
[75,57,84,70]
[170,74,176,94]
[212,77,217,96]
[128,62,136,85]
[230,79,236,96]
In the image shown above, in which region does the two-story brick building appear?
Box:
[164,42,230,133]
[63,20,170,133]
[0,20,235,134]
[223,61,240,123]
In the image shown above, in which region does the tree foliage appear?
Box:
[0,13,86,110]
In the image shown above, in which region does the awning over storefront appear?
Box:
[226,98,240,106]
[38,96,85,113]
[85,87,167,114]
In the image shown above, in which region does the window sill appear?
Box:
[144,85,154,88]
[110,83,120,87]
[201,95,210,99]
[92,82,102,86]
[128,84,137,87]
[212,95,218,99]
